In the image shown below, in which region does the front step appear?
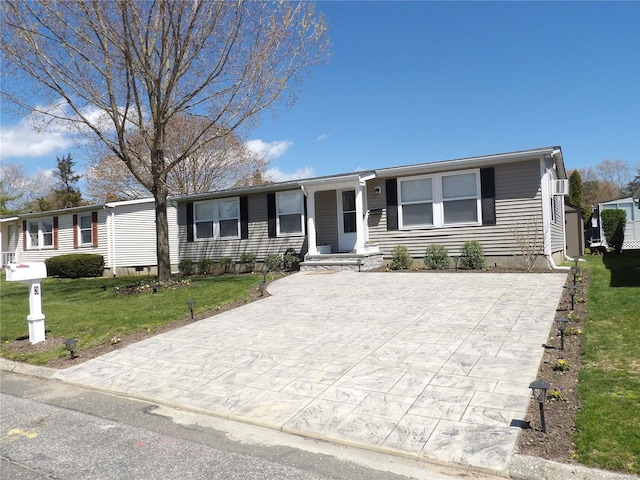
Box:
[300,253,384,272]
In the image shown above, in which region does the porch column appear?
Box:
[305,189,319,255]
[354,184,366,254]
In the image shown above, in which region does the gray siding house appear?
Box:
[1,198,178,275]
[175,146,570,270]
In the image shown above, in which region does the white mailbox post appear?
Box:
[6,262,48,344]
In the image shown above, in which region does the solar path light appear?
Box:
[556,316,569,350]
[187,300,196,320]
[64,338,78,359]
[564,284,577,310]
[529,380,550,433]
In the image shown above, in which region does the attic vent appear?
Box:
[552,179,569,196]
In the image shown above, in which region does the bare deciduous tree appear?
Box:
[0,163,56,213]
[85,116,269,202]
[1,1,329,281]
[509,216,544,272]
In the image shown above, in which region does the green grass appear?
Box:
[574,253,640,474]
[0,273,267,365]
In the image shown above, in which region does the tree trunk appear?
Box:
[154,185,172,283]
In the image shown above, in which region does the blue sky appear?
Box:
[1,1,639,184]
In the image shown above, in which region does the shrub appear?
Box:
[240,252,257,272]
[178,259,195,276]
[601,209,626,254]
[45,254,104,278]
[198,258,215,275]
[218,256,235,274]
[460,240,486,270]
[424,244,450,270]
[263,254,282,272]
[390,245,412,270]
[282,247,301,271]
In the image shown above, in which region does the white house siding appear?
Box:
[16,210,108,263]
[314,190,339,252]
[366,159,545,260]
[107,202,178,269]
[178,192,306,262]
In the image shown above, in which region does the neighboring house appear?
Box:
[587,197,640,251]
[175,146,570,270]
[0,198,179,276]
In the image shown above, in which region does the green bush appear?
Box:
[240,252,257,272]
[263,254,282,272]
[390,245,413,270]
[45,254,104,278]
[218,256,235,274]
[198,258,215,275]
[460,240,486,270]
[601,209,626,254]
[424,244,450,270]
[178,259,195,276]
[283,247,301,271]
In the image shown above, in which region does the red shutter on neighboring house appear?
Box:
[92,211,99,247]
[53,216,59,249]
[22,220,27,250]
[73,214,79,248]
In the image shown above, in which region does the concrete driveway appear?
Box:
[54,271,566,476]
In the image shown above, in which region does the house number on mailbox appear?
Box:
[34,286,39,295]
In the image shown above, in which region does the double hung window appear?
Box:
[194,198,240,240]
[276,191,304,235]
[398,170,481,228]
[27,218,54,249]
[78,214,93,245]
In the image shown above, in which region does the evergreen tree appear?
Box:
[51,154,83,208]
[568,170,584,210]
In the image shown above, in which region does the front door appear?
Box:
[338,189,357,252]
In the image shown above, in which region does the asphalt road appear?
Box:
[0,371,495,480]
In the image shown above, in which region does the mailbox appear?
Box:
[5,262,47,344]
[6,262,47,282]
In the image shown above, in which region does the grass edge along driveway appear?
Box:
[574,253,640,475]
[0,273,266,365]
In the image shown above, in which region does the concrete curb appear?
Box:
[510,454,639,480]
[0,358,56,379]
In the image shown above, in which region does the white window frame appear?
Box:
[276,190,305,237]
[26,218,54,249]
[398,169,482,229]
[78,213,93,246]
[193,197,240,241]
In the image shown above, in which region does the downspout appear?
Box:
[103,205,117,276]
[540,156,569,271]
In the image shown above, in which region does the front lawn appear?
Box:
[574,253,640,474]
[0,273,267,366]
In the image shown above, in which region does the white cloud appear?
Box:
[267,166,315,182]
[0,116,73,160]
[316,134,329,142]
[245,139,293,161]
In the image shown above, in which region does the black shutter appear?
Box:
[240,196,249,239]
[267,193,276,238]
[480,167,496,225]
[186,202,194,242]
[385,178,398,231]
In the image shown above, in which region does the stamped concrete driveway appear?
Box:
[54,271,566,476]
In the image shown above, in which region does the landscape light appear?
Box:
[529,380,550,433]
[556,316,569,350]
[64,338,78,360]
[187,300,196,320]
